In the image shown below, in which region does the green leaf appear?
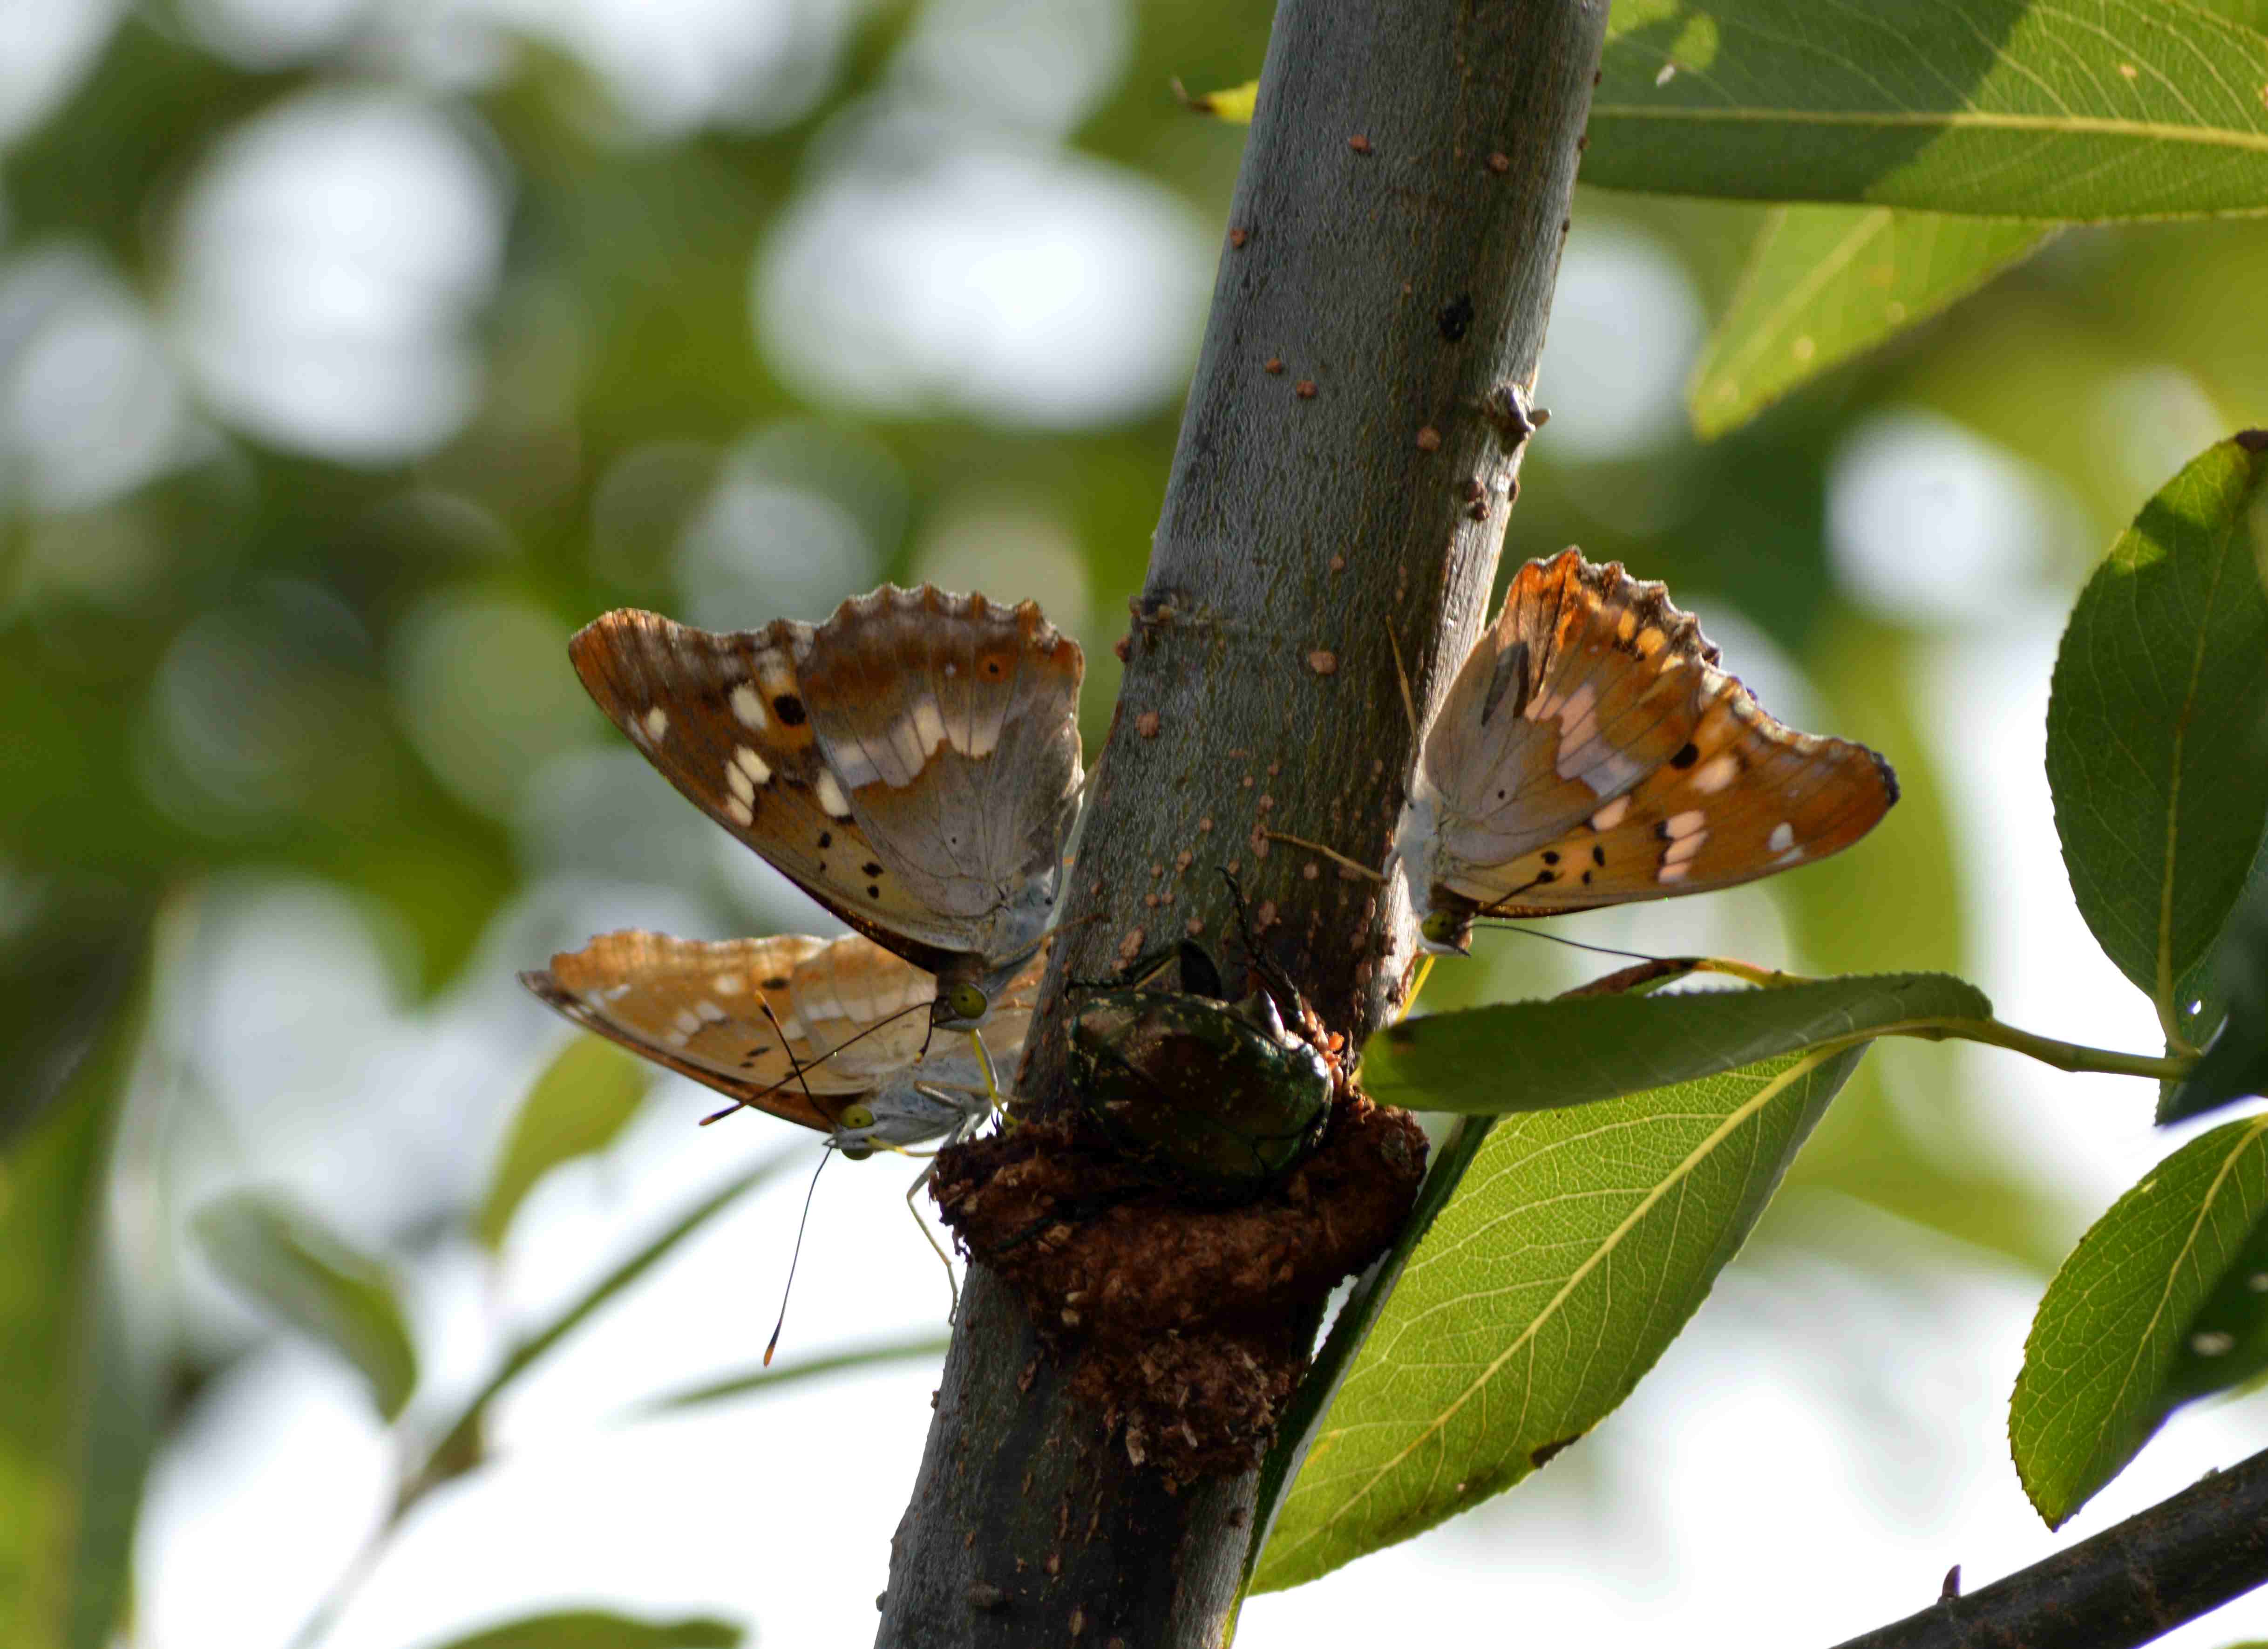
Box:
[2162,873,2268,1123]
[480,1038,652,1251]
[1252,1045,1866,1591]
[0,938,158,1649]
[1173,77,1257,122]
[1589,0,2268,218]
[629,1333,950,1417]
[2046,432,2268,1038]
[1241,1116,1496,1607]
[2012,1114,2268,1528]
[412,1152,792,1497]
[193,1192,419,1422]
[1360,971,1985,1114]
[1689,205,2051,438]
[410,1609,742,1649]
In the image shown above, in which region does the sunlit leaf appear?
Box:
[1689,205,2051,438]
[193,1192,418,1422]
[2013,1115,2268,1528]
[0,940,156,1649]
[480,1038,651,1251]
[1253,1046,1866,1590]
[1173,77,1257,123]
[1589,0,2268,218]
[1360,972,1984,1114]
[1242,1115,1494,1605]
[2162,875,2268,1124]
[2046,432,2268,1037]
[411,1609,742,1649]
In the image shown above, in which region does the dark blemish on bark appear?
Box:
[1437,293,1474,342]
[1416,425,1442,451]
[1295,379,1317,398]
[1263,357,1284,375]
[1487,151,1510,173]
[1348,133,1372,153]
[1228,226,1248,248]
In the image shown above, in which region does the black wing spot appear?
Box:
[1592,844,1606,866]
[1580,870,1593,885]
[1535,869,1556,884]
[772,693,808,726]
[816,831,832,849]
[1541,850,1560,865]
[761,978,789,991]
[867,884,882,899]
[862,861,884,878]
[1670,742,1700,769]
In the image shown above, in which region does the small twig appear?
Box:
[1829,1446,2268,1649]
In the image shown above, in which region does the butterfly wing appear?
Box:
[800,586,1083,970]
[787,932,1049,1088]
[566,587,1082,985]
[520,931,857,1132]
[1414,550,1896,917]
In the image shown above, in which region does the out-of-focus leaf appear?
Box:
[2013,1115,2268,1528]
[1252,1045,1865,1591]
[192,1192,418,1422]
[630,1333,950,1417]
[0,935,156,1649]
[1173,77,1257,122]
[411,1609,742,1649]
[2162,876,2268,1124]
[413,1152,792,1496]
[1589,0,2268,218]
[1361,972,1984,1114]
[480,1039,651,1251]
[1689,205,2051,438]
[2046,433,2268,1034]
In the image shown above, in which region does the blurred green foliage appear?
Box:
[8,0,2268,1643]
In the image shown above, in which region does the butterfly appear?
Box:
[519,930,1046,1155]
[566,585,1083,1029]
[1395,549,1899,954]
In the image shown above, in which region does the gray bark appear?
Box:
[876,2,1610,1643]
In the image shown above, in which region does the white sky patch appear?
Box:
[756,114,1209,427]
[169,88,508,462]
[1828,408,2075,627]
[1535,218,1705,461]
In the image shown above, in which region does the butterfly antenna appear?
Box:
[1262,831,1384,882]
[1466,921,1667,966]
[765,1147,831,1366]
[704,997,934,1124]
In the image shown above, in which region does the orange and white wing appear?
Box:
[520,931,859,1132]
[1415,550,1896,914]
[566,586,1082,983]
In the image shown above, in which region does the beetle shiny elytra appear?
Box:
[1068,933,1332,1200]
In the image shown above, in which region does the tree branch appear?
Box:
[875,3,1609,1643]
[1830,1446,2268,1649]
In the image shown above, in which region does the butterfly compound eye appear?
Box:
[841,1103,876,1131]
[945,982,989,1024]
[1419,909,1471,954]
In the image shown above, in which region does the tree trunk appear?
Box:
[876,3,1610,1643]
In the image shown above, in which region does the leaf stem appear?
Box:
[1822,1015,2193,1081]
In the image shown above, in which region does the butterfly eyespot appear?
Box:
[772,693,808,726]
[946,983,989,1022]
[841,1103,876,1131]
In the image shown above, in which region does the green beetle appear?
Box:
[1068,933,1334,1199]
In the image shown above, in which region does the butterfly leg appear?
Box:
[967,1028,1004,1117]
[900,1156,961,1319]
